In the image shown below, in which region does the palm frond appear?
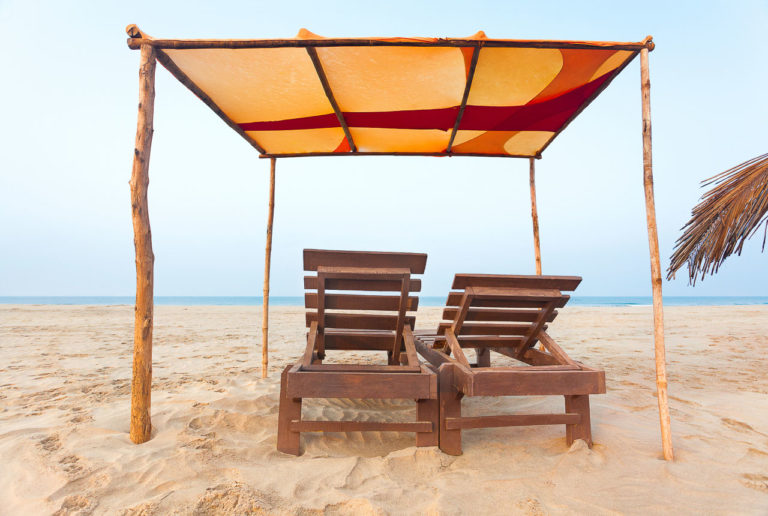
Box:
[668,152,768,284]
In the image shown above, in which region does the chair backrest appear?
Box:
[437,274,581,352]
[303,249,427,362]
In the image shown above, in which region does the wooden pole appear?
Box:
[640,45,674,461]
[529,158,545,351]
[529,158,542,275]
[129,43,156,444]
[125,31,654,51]
[261,158,276,378]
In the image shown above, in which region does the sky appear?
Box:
[1,0,766,297]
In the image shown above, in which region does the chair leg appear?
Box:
[277,365,302,455]
[476,348,491,367]
[564,394,592,447]
[417,373,439,447]
[438,365,463,455]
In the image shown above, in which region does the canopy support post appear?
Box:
[640,46,673,461]
[129,43,156,444]
[261,158,277,378]
[529,158,542,275]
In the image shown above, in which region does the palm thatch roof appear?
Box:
[668,152,768,284]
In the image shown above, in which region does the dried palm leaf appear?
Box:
[668,152,768,284]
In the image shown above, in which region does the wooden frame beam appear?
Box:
[125,26,267,155]
[129,43,156,444]
[446,46,480,153]
[305,47,357,152]
[258,151,534,159]
[640,45,674,461]
[125,28,655,51]
[536,46,643,157]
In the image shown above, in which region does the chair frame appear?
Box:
[277,250,439,455]
[414,275,606,455]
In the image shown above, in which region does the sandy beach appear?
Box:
[1,304,767,514]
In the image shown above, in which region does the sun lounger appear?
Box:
[277,249,439,455]
[413,274,605,455]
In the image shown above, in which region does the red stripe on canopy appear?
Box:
[237,73,611,134]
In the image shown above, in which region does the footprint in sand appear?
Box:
[58,455,85,476]
[741,473,768,492]
[53,495,98,516]
[70,413,93,424]
[193,482,278,513]
[38,434,61,453]
[721,417,761,434]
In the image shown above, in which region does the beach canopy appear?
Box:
[124,26,672,461]
[128,27,649,158]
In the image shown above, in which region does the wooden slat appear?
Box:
[305,276,421,292]
[452,274,581,291]
[303,249,427,274]
[445,413,580,430]
[286,371,432,399]
[443,307,556,323]
[323,331,395,350]
[289,420,432,433]
[316,266,410,279]
[468,286,563,302]
[471,369,606,397]
[445,292,569,308]
[433,336,525,348]
[305,293,419,311]
[438,322,539,336]
[306,312,415,330]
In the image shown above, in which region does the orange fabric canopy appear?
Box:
[142,29,647,158]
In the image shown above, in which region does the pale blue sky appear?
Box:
[1,0,766,297]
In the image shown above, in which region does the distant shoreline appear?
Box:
[1,296,767,307]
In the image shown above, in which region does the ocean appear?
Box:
[1,296,767,307]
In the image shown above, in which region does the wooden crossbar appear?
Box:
[289,420,433,433]
[444,413,581,430]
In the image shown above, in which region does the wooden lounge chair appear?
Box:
[277,249,439,455]
[414,274,605,455]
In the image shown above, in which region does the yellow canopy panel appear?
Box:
[126,27,652,158]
